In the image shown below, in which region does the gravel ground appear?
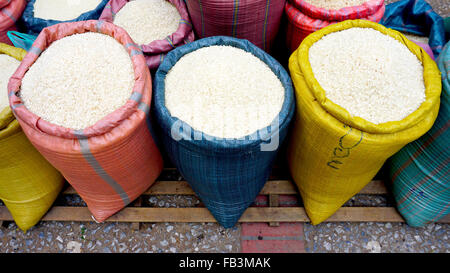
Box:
[0,222,240,253]
[0,0,448,254]
[304,222,449,253]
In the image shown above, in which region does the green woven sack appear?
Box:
[388,41,450,227]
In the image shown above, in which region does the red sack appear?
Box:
[8,20,164,222]
[100,0,195,70]
[285,1,385,52]
[290,0,384,21]
[0,0,26,45]
[185,0,285,52]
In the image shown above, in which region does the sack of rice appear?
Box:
[21,0,108,35]
[380,0,446,59]
[285,0,385,53]
[0,43,63,231]
[99,0,194,71]
[0,0,26,45]
[154,36,295,228]
[8,20,163,222]
[287,20,442,225]
[388,41,450,227]
[185,0,286,52]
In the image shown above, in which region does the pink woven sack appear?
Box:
[185,0,286,52]
[285,1,385,52]
[0,0,26,45]
[100,0,195,70]
[290,0,384,21]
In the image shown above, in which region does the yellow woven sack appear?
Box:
[287,20,442,225]
[0,43,64,231]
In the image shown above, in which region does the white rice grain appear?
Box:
[165,45,284,139]
[0,54,20,111]
[114,0,181,45]
[34,0,102,21]
[305,0,368,10]
[309,27,425,124]
[21,32,134,130]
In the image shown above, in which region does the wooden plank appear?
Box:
[131,197,142,231]
[269,194,280,227]
[62,180,387,196]
[359,180,388,194]
[2,206,448,223]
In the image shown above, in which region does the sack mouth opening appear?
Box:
[8,20,152,140]
[292,19,442,135]
[23,0,109,33]
[289,0,385,21]
[99,0,195,55]
[285,2,386,32]
[154,36,295,153]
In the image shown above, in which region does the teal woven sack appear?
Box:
[7,31,37,51]
[153,36,295,228]
[388,41,450,227]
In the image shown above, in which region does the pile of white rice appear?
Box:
[0,54,20,111]
[114,0,181,45]
[33,0,102,21]
[304,0,368,10]
[165,45,284,139]
[402,32,430,45]
[21,32,134,130]
[309,27,425,124]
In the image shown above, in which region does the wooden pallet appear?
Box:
[1,169,449,228]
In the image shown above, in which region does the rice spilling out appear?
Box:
[33,0,103,21]
[0,54,20,111]
[165,45,285,139]
[21,32,134,130]
[309,27,425,124]
[304,0,368,10]
[113,0,181,45]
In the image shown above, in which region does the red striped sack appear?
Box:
[99,0,195,70]
[8,20,164,222]
[290,0,384,21]
[0,0,26,45]
[185,0,285,52]
[285,0,385,53]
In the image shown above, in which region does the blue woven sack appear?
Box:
[21,0,109,35]
[380,0,446,58]
[154,36,295,228]
[388,41,450,227]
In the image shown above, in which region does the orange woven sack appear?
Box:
[8,20,164,222]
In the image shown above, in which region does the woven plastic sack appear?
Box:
[289,0,384,21]
[185,0,285,52]
[21,0,108,35]
[287,20,442,225]
[154,36,295,228]
[99,0,194,71]
[285,1,385,53]
[0,0,26,45]
[411,40,434,60]
[387,41,450,227]
[7,31,37,51]
[0,43,63,231]
[380,0,446,58]
[8,20,164,222]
